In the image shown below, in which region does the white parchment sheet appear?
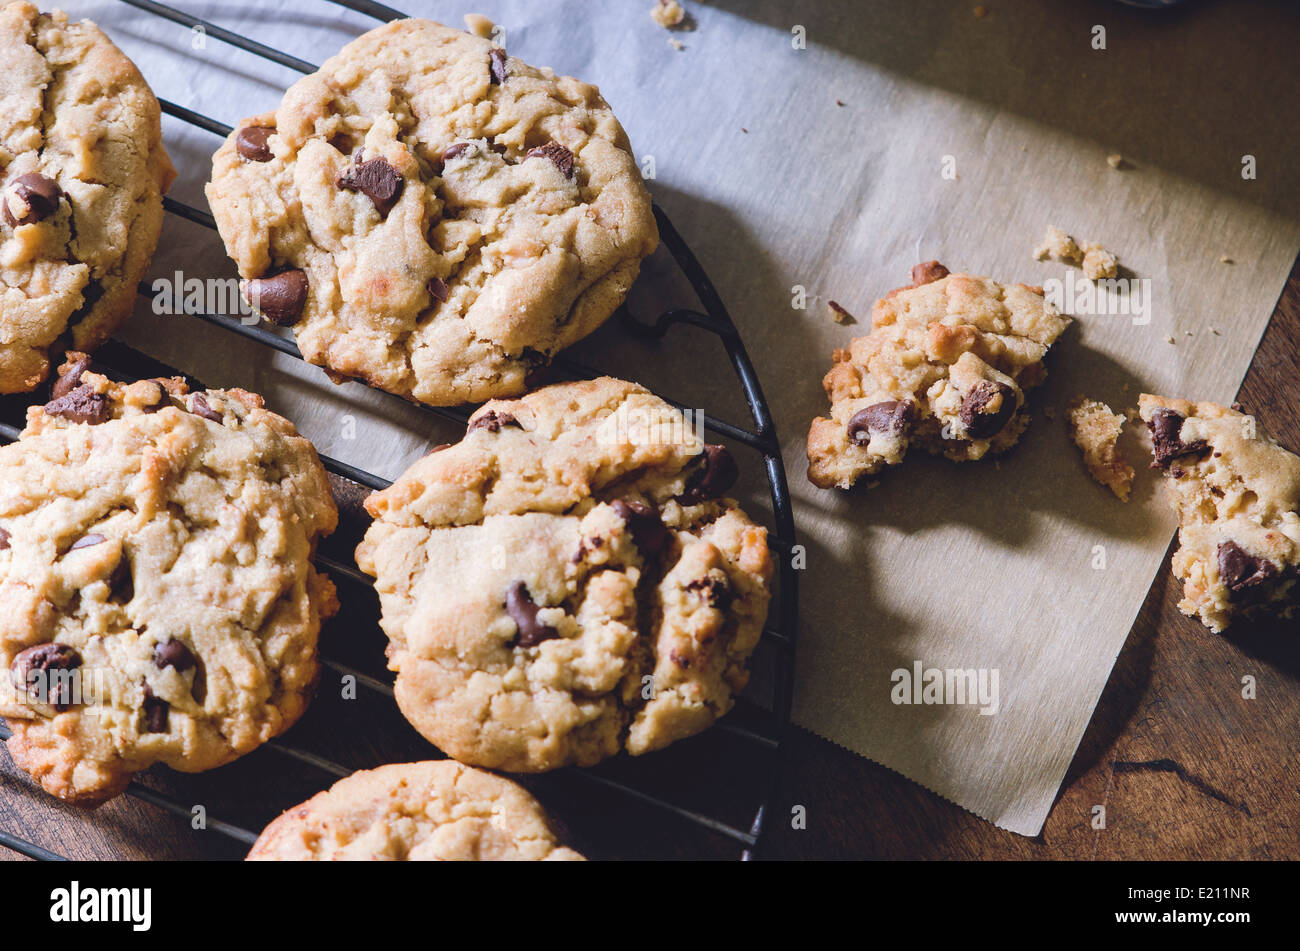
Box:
[69,0,1300,836]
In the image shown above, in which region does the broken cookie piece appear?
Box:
[806,262,1071,490]
[1139,394,1300,633]
[1067,396,1134,501]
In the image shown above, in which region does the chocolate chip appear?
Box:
[521,347,550,368]
[488,47,508,84]
[847,401,914,446]
[611,500,668,555]
[959,381,1016,440]
[2,173,62,227]
[468,410,520,433]
[77,279,104,312]
[427,276,450,302]
[69,533,105,551]
[51,355,92,400]
[685,576,732,610]
[189,393,223,423]
[154,638,196,672]
[190,663,207,704]
[245,270,308,326]
[1217,541,1278,597]
[235,125,275,162]
[442,142,471,163]
[336,157,404,216]
[142,379,172,413]
[911,260,950,287]
[141,684,169,733]
[506,582,559,648]
[1147,409,1210,469]
[0,527,9,551]
[526,142,575,179]
[10,643,82,711]
[677,445,739,504]
[827,300,854,323]
[109,559,133,604]
[44,384,108,425]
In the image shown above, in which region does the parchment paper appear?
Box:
[71,0,1300,837]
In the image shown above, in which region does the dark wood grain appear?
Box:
[2,261,1297,863]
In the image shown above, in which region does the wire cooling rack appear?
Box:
[0,0,799,860]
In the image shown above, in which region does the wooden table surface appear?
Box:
[1,260,1297,862]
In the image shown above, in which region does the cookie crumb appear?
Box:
[1209,326,1221,335]
[1106,153,1123,169]
[827,300,855,324]
[1081,242,1119,280]
[1165,335,1176,345]
[1184,330,1194,337]
[667,37,684,50]
[1220,256,1234,264]
[1034,226,1081,264]
[1044,405,1056,420]
[651,0,693,30]
[836,99,845,107]
[973,4,988,17]
[463,13,495,38]
[1035,226,1119,280]
[1068,396,1134,501]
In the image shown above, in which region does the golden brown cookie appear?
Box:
[356,377,773,772]
[0,3,175,394]
[0,356,338,804]
[247,761,584,861]
[206,18,657,407]
[807,262,1071,489]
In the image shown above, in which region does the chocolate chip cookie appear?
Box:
[1139,395,1299,633]
[206,18,657,407]
[0,356,338,803]
[807,262,1071,489]
[355,377,773,772]
[247,760,584,860]
[0,3,175,394]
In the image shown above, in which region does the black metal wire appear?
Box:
[120,0,315,74]
[324,0,405,21]
[0,827,68,862]
[0,0,800,861]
